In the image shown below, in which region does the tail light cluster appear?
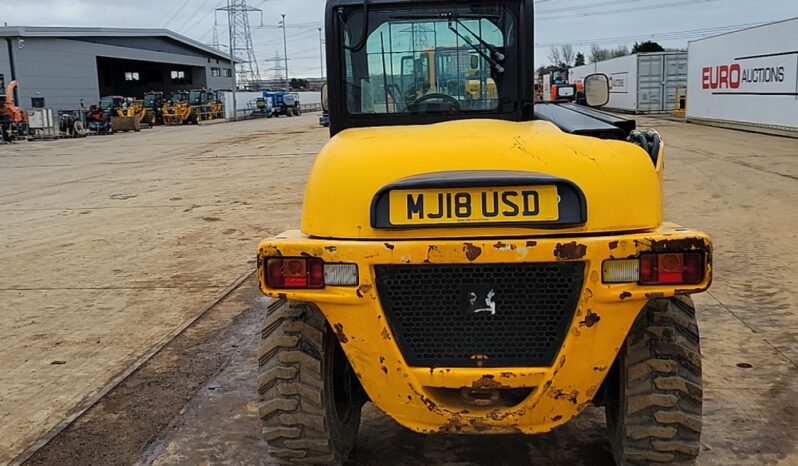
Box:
[265,257,358,289]
[603,252,704,285]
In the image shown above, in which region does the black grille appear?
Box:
[375,262,585,368]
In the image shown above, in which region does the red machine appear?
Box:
[0,79,28,141]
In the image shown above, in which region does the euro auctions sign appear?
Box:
[687,18,798,130]
[701,60,791,93]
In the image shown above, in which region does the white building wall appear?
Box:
[687,18,798,131]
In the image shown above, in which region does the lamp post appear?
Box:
[318,27,325,82]
[280,13,289,90]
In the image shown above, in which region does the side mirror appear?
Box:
[583,73,610,107]
[321,83,328,112]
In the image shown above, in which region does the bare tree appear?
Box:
[561,44,575,67]
[548,46,562,67]
[590,44,629,63]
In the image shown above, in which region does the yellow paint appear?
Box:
[256,224,712,434]
[301,119,663,239]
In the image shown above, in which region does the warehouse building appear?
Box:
[0,27,234,112]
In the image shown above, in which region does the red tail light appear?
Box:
[639,252,703,285]
[266,257,324,289]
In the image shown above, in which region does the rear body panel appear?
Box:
[257,225,711,433]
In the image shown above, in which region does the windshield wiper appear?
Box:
[389,12,505,73]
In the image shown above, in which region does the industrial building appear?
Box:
[0,27,234,112]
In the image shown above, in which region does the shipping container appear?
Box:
[686,18,798,135]
[569,52,687,113]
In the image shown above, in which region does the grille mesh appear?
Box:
[375,262,585,367]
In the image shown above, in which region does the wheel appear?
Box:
[259,300,364,465]
[294,106,302,116]
[606,296,702,465]
[286,109,293,117]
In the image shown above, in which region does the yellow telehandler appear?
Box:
[256,1,712,464]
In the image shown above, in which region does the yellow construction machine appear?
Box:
[255,1,712,465]
[162,91,192,125]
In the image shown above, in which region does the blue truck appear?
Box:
[263,91,301,117]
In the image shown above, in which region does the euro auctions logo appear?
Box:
[701,63,786,89]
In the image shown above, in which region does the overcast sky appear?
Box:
[1,0,796,78]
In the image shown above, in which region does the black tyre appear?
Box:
[606,296,702,465]
[294,106,302,116]
[259,300,363,465]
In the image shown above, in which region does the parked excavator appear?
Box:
[0,78,29,142]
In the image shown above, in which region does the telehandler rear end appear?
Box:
[256,1,711,464]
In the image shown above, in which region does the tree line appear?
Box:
[538,41,680,78]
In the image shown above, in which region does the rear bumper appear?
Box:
[256,224,712,434]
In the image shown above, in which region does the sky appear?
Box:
[1,0,796,78]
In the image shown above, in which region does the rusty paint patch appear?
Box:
[620,291,632,300]
[463,243,482,261]
[493,241,517,251]
[333,323,348,343]
[675,287,705,295]
[645,292,665,299]
[380,327,392,340]
[471,375,508,390]
[356,284,373,298]
[648,237,707,252]
[608,240,619,250]
[526,241,537,248]
[384,242,395,250]
[324,246,337,254]
[553,389,579,404]
[259,245,282,257]
[593,365,607,372]
[379,356,385,364]
[552,415,563,422]
[381,365,389,374]
[554,241,587,260]
[579,310,601,328]
[499,372,517,378]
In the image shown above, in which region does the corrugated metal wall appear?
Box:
[638,53,687,112]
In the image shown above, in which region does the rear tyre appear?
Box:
[294,106,302,116]
[258,300,363,465]
[606,296,702,465]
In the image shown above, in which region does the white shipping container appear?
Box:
[569,52,687,113]
[686,18,798,133]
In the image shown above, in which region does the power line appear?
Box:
[537,0,722,20]
[534,21,764,47]
[162,0,194,28]
[538,0,640,14]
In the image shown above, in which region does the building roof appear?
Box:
[0,26,232,61]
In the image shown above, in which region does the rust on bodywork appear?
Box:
[463,243,482,261]
[620,291,632,300]
[579,310,601,328]
[356,284,373,298]
[471,375,509,390]
[554,241,587,260]
[333,323,348,343]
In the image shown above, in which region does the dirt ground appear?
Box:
[1,114,797,465]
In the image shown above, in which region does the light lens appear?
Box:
[603,253,705,285]
[266,257,324,289]
[639,252,704,285]
[324,264,359,286]
[602,259,640,283]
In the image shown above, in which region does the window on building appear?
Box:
[211,67,221,77]
[223,68,232,77]
[124,72,140,81]
[31,97,45,108]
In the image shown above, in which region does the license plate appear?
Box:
[388,185,560,226]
